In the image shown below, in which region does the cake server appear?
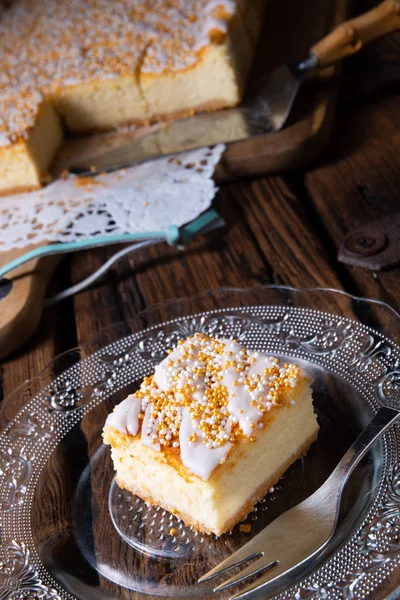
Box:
[198,399,400,600]
[69,0,400,177]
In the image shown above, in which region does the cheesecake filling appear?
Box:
[105,334,305,480]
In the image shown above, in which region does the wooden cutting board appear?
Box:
[0,0,349,360]
[0,248,60,360]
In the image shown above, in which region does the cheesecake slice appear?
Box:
[0,0,267,196]
[103,334,319,536]
[0,100,63,196]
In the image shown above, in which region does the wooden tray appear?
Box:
[0,0,349,360]
[55,0,349,181]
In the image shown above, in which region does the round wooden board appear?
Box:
[0,247,60,360]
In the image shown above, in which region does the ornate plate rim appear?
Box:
[1,284,399,409]
[0,284,399,600]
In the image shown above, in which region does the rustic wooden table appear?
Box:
[1,0,399,598]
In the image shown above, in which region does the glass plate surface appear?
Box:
[0,285,399,600]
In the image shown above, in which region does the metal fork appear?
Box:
[198,404,400,600]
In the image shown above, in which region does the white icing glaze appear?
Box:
[106,335,304,478]
[105,394,141,435]
[194,0,237,52]
[179,407,232,480]
[153,345,184,391]
[248,352,275,375]
[141,404,160,451]
[153,339,205,392]
[0,133,11,147]
[222,369,260,436]
[217,341,268,435]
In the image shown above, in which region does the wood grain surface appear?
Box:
[1,0,400,598]
[0,0,348,361]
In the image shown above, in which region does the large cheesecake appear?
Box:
[103,334,319,536]
[0,0,267,196]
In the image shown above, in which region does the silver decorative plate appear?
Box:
[1,286,400,600]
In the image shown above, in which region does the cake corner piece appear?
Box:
[0,100,63,196]
[103,334,319,536]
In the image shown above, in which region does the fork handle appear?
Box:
[328,406,400,498]
[311,0,400,68]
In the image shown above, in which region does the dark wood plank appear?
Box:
[70,199,274,347]
[217,176,344,289]
[303,29,400,312]
[70,171,346,336]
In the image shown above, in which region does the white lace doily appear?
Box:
[0,145,225,252]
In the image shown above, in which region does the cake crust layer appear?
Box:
[0,185,41,197]
[51,97,239,138]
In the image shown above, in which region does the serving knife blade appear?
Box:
[68,0,400,178]
[68,96,273,176]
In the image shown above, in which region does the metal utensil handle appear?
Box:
[327,406,400,498]
[311,0,400,68]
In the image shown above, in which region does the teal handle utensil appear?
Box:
[0,209,222,280]
[0,209,224,359]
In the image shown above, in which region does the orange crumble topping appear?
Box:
[130,334,302,450]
